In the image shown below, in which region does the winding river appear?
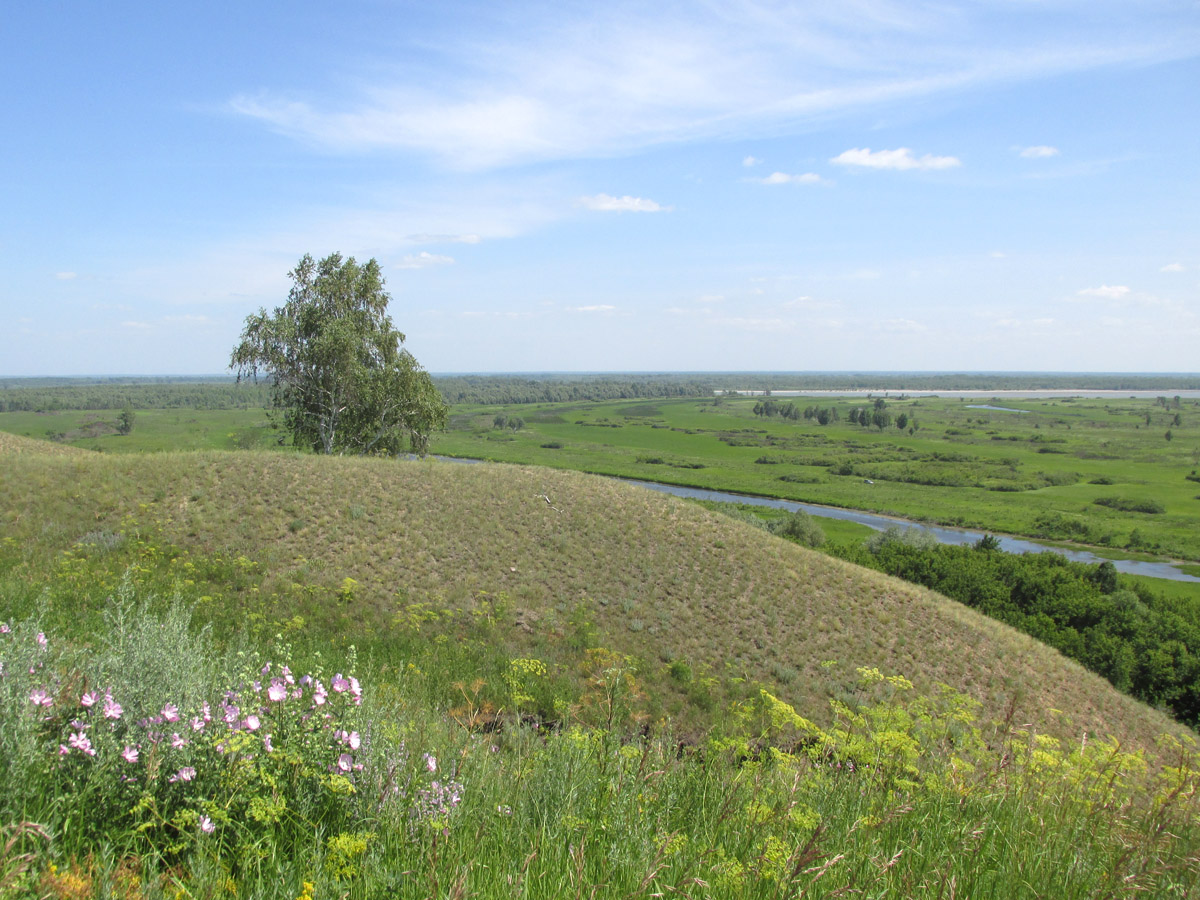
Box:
[429,456,1199,583]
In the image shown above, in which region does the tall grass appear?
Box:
[2,582,1198,898]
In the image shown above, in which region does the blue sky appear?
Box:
[3,1,1198,375]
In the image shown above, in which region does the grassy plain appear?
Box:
[2,431,1199,896]
[0,407,276,453]
[432,395,1200,562]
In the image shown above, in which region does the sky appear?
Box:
[3,1,1199,376]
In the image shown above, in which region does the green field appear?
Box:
[431,394,1200,562]
[0,407,277,453]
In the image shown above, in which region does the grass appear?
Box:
[432,395,1200,563]
[0,432,1188,755]
[2,430,1200,896]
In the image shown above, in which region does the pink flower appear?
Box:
[58,744,69,756]
[191,716,206,732]
[337,753,353,772]
[169,766,196,783]
[199,816,215,834]
[331,674,350,693]
[103,697,123,720]
[161,703,180,723]
[282,666,294,685]
[68,732,95,756]
[0,623,10,633]
[267,680,287,702]
[348,731,361,750]
[81,690,100,708]
[424,754,437,773]
[263,734,274,753]
[36,632,47,649]
[244,714,261,731]
[122,745,139,763]
[28,688,52,708]
[171,733,187,750]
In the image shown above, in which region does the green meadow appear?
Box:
[432,394,1200,562]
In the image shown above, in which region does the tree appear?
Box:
[230,252,447,455]
[116,405,136,435]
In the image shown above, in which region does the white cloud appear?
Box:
[1077,284,1130,299]
[758,171,825,185]
[1019,145,1060,158]
[54,272,77,280]
[572,304,616,312]
[407,233,481,245]
[395,252,455,269]
[743,155,761,167]
[831,147,960,171]
[227,5,1197,169]
[579,194,669,212]
[1160,262,1185,272]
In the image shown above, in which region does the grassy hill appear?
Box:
[3,430,1199,897]
[0,432,1186,754]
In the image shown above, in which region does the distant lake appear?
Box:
[965,404,1027,412]
[721,390,1200,400]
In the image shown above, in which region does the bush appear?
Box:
[768,510,825,549]
[1094,497,1166,515]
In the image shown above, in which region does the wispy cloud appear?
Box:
[226,3,1198,169]
[395,252,455,269]
[407,233,481,245]
[742,155,762,167]
[831,147,961,171]
[1160,262,1185,273]
[1019,145,1060,158]
[571,304,616,312]
[1077,284,1130,299]
[579,194,669,212]
[757,171,826,185]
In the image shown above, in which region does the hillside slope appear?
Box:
[0,435,1188,754]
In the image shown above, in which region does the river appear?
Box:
[428,456,1199,583]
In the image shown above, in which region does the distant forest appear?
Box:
[3,371,1200,411]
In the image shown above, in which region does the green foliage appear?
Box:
[768,509,826,548]
[843,535,1200,725]
[230,252,446,455]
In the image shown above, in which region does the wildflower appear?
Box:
[201,701,212,723]
[103,697,123,720]
[223,703,240,724]
[331,674,350,693]
[169,767,196,783]
[58,744,69,756]
[348,731,361,750]
[29,688,52,707]
[161,702,180,723]
[281,665,295,685]
[425,754,437,773]
[191,716,206,732]
[0,623,9,633]
[68,732,95,756]
[337,753,353,773]
[263,734,274,753]
[80,690,100,708]
[244,714,261,731]
[267,679,288,702]
[36,632,47,649]
[122,746,139,763]
[312,681,328,706]
[172,733,187,750]
[199,815,215,834]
